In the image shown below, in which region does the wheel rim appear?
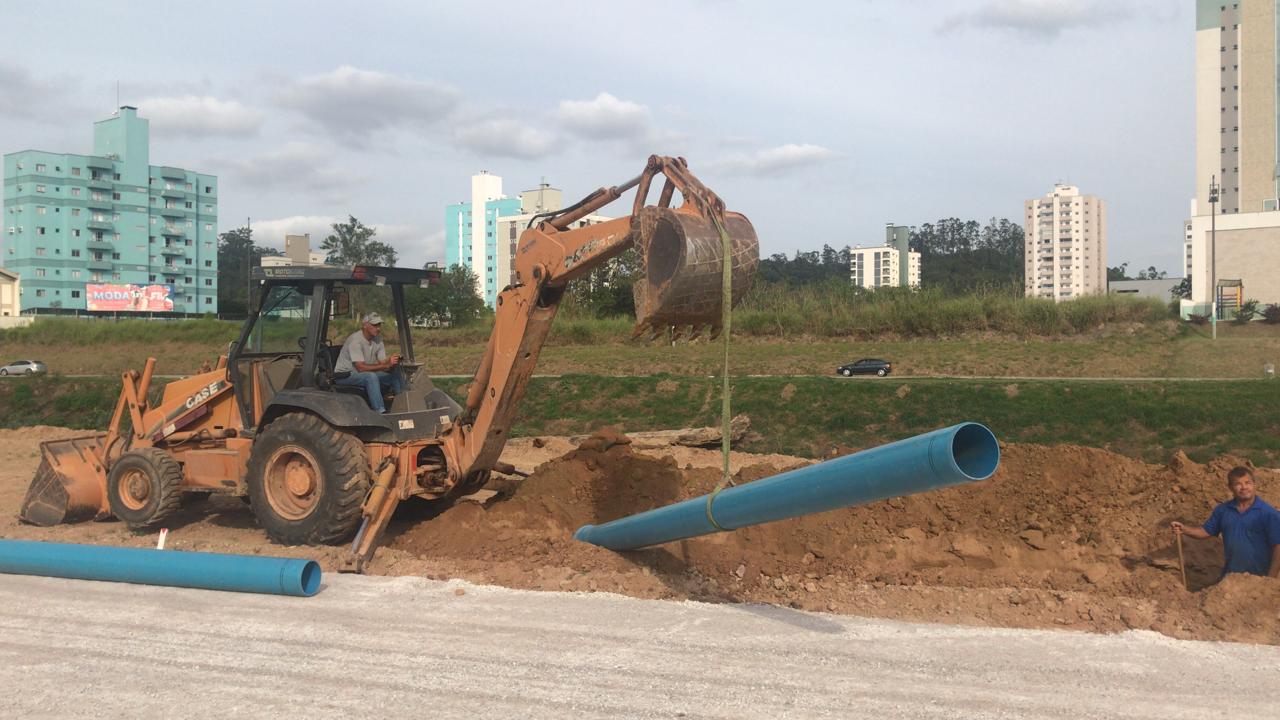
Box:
[118,468,152,511]
[263,445,322,521]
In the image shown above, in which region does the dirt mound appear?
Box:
[1,426,1276,644]
[382,431,1279,644]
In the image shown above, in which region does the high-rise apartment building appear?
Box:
[1183,0,1280,316]
[1023,184,1106,302]
[848,225,920,290]
[444,172,521,307]
[446,177,610,308]
[2,106,218,313]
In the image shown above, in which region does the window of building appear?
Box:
[37,227,45,235]
[36,206,46,215]
[92,273,102,282]
[35,268,45,277]
[112,272,121,280]
[35,247,45,256]
[149,275,156,282]
[112,173,120,180]
[184,276,193,284]
[71,187,81,197]
[184,259,192,266]
[204,278,213,286]
[204,186,212,193]
[71,167,80,176]
[184,201,192,209]
[204,260,212,267]
[35,164,45,172]
[204,297,212,305]
[35,289,45,298]
[35,185,45,193]
[71,249,80,257]
[111,252,120,260]
[112,192,121,200]
[204,223,212,231]
[71,269,80,277]
[71,290,80,299]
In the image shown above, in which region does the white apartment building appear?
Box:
[1182,0,1280,316]
[493,184,611,296]
[260,234,326,268]
[1023,185,1106,302]
[847,224,920,290]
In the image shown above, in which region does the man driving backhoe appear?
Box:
[334,312,403,413]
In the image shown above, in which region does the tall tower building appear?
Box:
[1023,185,1106,302]
[1184,1,1280,316]
[444,172,520,307]
[3,107,219,313]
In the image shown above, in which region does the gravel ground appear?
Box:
[1,573,1277,719]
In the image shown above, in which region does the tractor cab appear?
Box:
[228,265,462,442]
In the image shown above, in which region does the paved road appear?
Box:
[1,573,1277,719]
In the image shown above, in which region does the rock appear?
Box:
[1019,529,1049,550]
[454,587,466,596]
[802,552,816,565]
[899,527,927,543]
[532,437,546,448]
[1083,565,1110,585]
[772,577,786,590]
[950,535,990,561]
[804,582,818,593]
[734,564,746,579]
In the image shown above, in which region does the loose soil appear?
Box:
[1,426,1277,645]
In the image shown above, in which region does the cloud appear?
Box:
[454,118,557,159]
[715,143,837,176]
[138,95,264,137]
[0,60,77,120]
[557,92,652,140]
[276,65,460,147]
[940,0,1135,37]
[225,142,351,195]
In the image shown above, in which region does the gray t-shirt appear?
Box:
[335,330,387,374]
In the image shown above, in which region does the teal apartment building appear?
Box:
[2,106,218,314]
[445,171,521,308]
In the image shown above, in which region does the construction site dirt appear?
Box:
[2,426,1276,645]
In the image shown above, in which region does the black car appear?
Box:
[836,358,892,377]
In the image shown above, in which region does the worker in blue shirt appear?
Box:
[1172,466,1280,578]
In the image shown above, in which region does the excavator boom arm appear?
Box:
[440,156,759,485]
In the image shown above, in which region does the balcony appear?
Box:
[159,166,185,180]
[160,245,186,256]
[161,187,185,199]
[87,178,113,191]
[87,219,113,230]
[86,156,114,170]
[86,198,112,211]
[87,259,112,271]
[160,207,185,219]
[161,225,185,237]
[86,239,113,251]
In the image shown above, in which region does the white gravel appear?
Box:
[1,573,1277,719]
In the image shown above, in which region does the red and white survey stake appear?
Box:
[156,528,169,550]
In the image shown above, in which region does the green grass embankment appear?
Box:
[4,375,1277,466]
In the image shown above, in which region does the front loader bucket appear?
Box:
[19,435,110,526]
[632,206,759,337]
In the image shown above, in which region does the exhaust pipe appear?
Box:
[574,423,1000,551]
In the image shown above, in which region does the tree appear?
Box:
[1137,265,1168,280]
[404,264,488,327]
[321,216,397,266]
[563,249,642,318]
[1234,298,1260,323]
[1107,263,1132,282]
[908,217,1023,295]
[217,226,281,316]
[1170,277,1192,300]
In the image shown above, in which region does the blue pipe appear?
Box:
[574,422,1000,551]
[0,540,321,597]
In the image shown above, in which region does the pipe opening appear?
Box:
[950,423,1000,480]
[299,560,322,596]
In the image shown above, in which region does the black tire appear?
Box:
[876,368,888,377]
[840,368,852,377]
[24,368,33,375]
[107,448,185,530]
[246,413,370,545]
[0,369,8,376]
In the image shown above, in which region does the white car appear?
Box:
[0,360,47,376]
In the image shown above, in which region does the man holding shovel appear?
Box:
[1172,466,1280,579]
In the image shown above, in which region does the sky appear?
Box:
[0,0,1192,273]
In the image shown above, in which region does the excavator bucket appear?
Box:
[632,206,759,336]
[19,435,110,526]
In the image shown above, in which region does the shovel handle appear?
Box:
[1175,530,1188,590]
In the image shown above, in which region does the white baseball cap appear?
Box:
[361,312,384,325]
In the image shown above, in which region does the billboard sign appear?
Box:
[86,284,175,312]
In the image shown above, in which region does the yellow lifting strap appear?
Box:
[705,214,736,532]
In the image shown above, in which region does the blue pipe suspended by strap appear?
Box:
[0,540,321,597]
[574,422,1000,552]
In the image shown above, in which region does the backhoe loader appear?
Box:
[19,155,759,572]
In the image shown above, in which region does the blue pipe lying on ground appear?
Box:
[0,540,321,597]
[574,422,1000,552]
